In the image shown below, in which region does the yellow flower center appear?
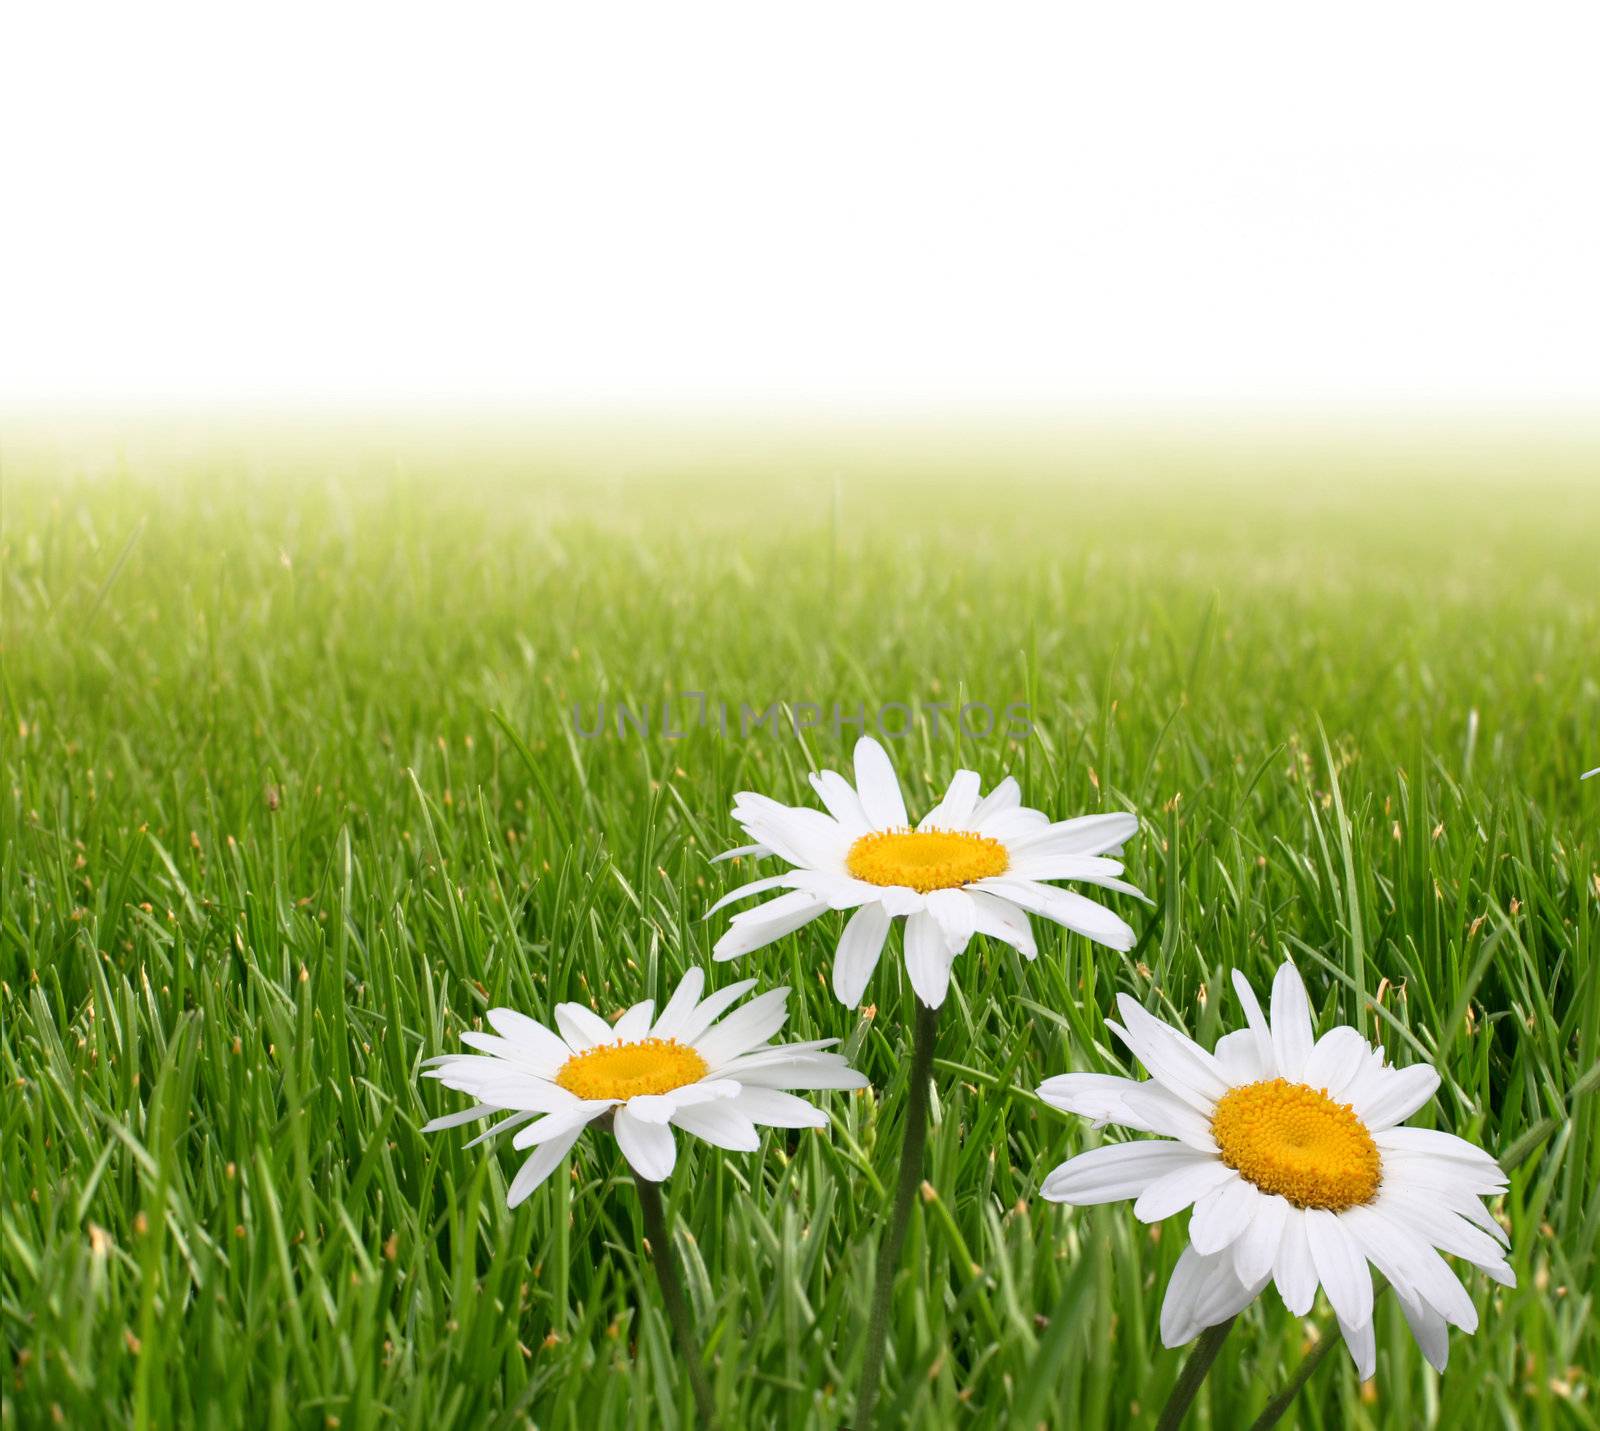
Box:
[1210,1078,1381,1211]
[845,827,1009,893]
[554,1038,710,1101]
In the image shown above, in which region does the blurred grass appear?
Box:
[2,420,1598,1429]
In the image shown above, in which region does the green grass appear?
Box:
[3,422,1599,1429]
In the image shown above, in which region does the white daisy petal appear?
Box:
[1304,1208,1374,1329]
[903,908,956,1008]
[711,843,771,863]
[506,1125,585,1208]
[1010,812,1139,858]
[613,1107,679,1181]
[649,968,706,1040]
[968,775,1022,826]
[421,1101,499,1133]
[622,1081,742,1124]
[852,736,909,829]
[1302,1026,1371,1098]
[918,769,982,830]
[729,1086,830,1128]
[1040,1139,1204,1204]
[554,1003,617,1052]
[671,977,759,1045]
[693,988,792,1065]
[712,893,829,962]
[670,1100,762,1151]
[833,901,891,1007]
[1337,1313,1377,1382]
[612,1000,655,1042]
[703,873,797,919]
[1229,969,1277,1076]
[1188,1178,1261,1255]
[924,887,978,956]
[1396,1287,1451,1373]
[1274,1213,1319,1316]
[484,1009,574,1069]
[1132,1159,1238,1222]
[1353,1063,1441,1130]
[1212,1028,1269,1085]
[809,769,873,836]
[1232,1191,1289,1287]
[511,1105,606,1150]
[980,878,1137,952]
[1110,996,1231,1110]
[967,890,1038,958]
[732,1058,869,1090]
[1269,962,1316,1081]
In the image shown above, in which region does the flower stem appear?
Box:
[636,1176,716,1427]
[853,998,940,1429]
[1247,1325,1340,1431]
[1154,1316,1237,1431]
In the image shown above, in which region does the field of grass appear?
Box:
[3,420,1599,1429]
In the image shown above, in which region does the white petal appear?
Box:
[1161,1245,1262,1347]
[924,888,978,955]
[649,968,707,1040]
[484,1009,573,1070]
[703,873,797,918]
[622,1080,741,1123]
[1274,1212,1318,1315]
[1229,969,1278,1078]
[902,908,955,1008]
[809,768,872,836]
[968,775,1022,826]
[733,1056,869,1090]
[421,1101,499,1133]
[613,1107,678,1180]
[1110,995,1231,1112]
[670,1100,762,1151]
[612,1000,655,1042]
[511,1105,605,1150]
[711,842,770,863]
[1373,1126,1505,1176]
[712,893,828,961]
[1212,1028,1269,1085]
[729,1086,828,1128]
[1352,1063,1440,1130]
[832,901,890,1006]
[672,977,759,1045]
[852,736,908,829]
[1396,1287,1451,1372]
[1008,812,1138,857]
[1304,1208,1374,1329]
[967,890,1038,958]
[463,1109,538,1148]
[1188,1178,1261,1255]
[918,769,981,830]
[980,878,1136,952]
[1337,1313,1376,1382]
[1269,962,1315,1082]
[1040,1139,1202,1205]
[1302,1026,1371,1098]
[730,794,852,871]
[1132,1159,1237,1222]
[554,1003,617,1052]
[1232,1191,1289,1287]
[694,988,792,1065]
[506,1124,585,1207]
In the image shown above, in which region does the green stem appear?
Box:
[1247,1325,1340,1431]
[636,1177,716,1427]
[853,999,940,1429]
[1154,1317,1237,1431]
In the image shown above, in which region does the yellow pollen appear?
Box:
[554,1038,709,1101]
[845,826,1009,893]
[1210,1078,1381,1211]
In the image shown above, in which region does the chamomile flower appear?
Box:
[1038,961,1514,1379]
[709,735,1145,1009]
[421,968,866,1201]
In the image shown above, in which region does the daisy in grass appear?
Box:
[421,967,866,1201]
[1038,961,1513,1380]
[709,735,1146,1009]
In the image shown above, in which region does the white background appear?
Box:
[4,1,1600,409]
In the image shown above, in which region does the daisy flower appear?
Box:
[421,967,866,1201]
[709,735,1145,1009]
[1038,961,1514,1379]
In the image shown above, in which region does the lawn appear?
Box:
[3,420,1598,1429]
